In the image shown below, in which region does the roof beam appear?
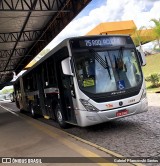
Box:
[0,58,21,72]
[15,0,91,73]
[0,0,91,85]
[0,30,41,43]
[0,48,26,58]
[0,72,13,85]
[0,0,70,12]
[2,0,38,73]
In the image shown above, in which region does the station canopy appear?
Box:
[86,20,155,46]
[0,0,91,89]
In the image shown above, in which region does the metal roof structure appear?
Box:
[0,0,91,89]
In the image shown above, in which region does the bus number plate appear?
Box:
[116,109,128,117]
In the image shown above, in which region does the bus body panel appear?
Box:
[72,79,147,127]
[74,98,148,127]
[14,35,148,127]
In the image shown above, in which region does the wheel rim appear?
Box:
[57,110,63,122]
[31,107,34,116]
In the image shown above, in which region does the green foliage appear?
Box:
[153,47,160,52]
[142,53,160,91]
[1,88,13,94]
[145,73,160,88]
[150,18,160,48]
[151,18,160,35]
[132,26,147,47]
[142,54,160,76]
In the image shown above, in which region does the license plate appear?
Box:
[116,109,128,117]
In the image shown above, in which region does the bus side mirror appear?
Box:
[137,49,146,66]
[61,57,74,76]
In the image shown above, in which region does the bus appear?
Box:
[14,35,148,128]
[9,92,15,102]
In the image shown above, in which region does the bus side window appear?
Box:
[33,71,37,90]
[23,73,36,92]
[24,77,28,92]
[28,74,34,91]
[42,62,49,88]
[47,59,56,87]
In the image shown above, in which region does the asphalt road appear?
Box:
[1,93,160,159]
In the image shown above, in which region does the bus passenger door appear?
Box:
[56,64,77,124]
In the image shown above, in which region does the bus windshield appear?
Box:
[73,48,142,94]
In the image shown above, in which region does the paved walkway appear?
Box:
[147,93,160,107]
[0,104,138,166]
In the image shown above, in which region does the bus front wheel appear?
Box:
[55,104,68,129]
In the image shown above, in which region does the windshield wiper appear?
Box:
[89,49,111,79]
[105,55,111,79]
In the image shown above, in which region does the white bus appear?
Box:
[14,35,148,128]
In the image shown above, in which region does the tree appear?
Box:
[1,88,13,94]
[132,26,147,51]
[145,73,160,88]
[150,18,160,48]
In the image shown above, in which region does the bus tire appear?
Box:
[55,104,68,128]
[30,104,37,118]
[20,109,24,113]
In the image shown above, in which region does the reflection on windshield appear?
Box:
[74,48,142,94]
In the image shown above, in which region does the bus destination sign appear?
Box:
[71,37,127,49]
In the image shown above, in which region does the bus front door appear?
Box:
[57,65,77,125]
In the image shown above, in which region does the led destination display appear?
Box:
[70,36,133,49]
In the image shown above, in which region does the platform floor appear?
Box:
[0,102,139,166]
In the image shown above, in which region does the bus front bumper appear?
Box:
[76,98,148,127]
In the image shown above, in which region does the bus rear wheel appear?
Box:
[55,104,68,128]
[30,104,37,118]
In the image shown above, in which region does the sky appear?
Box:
[45,0,160,50]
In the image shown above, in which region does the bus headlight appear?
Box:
[80,99,99,112]
[141,90,147,100]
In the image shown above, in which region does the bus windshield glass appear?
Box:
[73,48,142,94]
